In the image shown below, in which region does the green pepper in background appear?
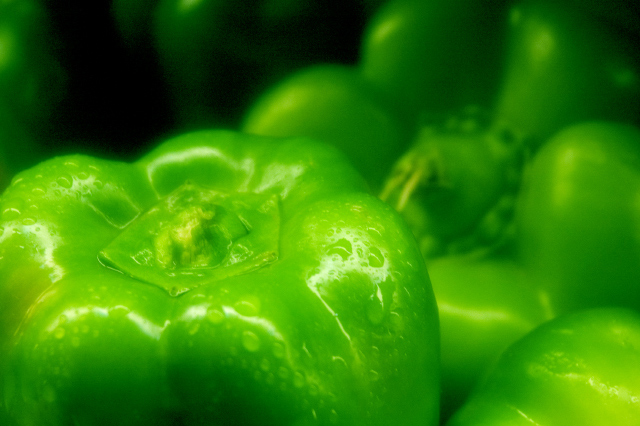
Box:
[387,120,640,423]
[112,0,377,130]
[327,0,638,420]
[381,0,640,261]
[380,109,527,259]
[242,64,411,191]
[447,307,640,425]
[427,255,553,421]
[492,0,640,147]
[359,0,511,122]
[241,0,640,266]
[514,121,640,314]
[0,130,440,425]
[242,0,513,190]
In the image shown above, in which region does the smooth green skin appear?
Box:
[446,307,640,425]
[0,130,440,426]
[493,0,640,146]
[359,0,511,120]
[242,64,411,191]
[515,121,640,314]
[427,255,553,423]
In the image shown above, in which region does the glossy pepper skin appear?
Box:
[242,64,412,191]
[492,0,640,147]
[426,255,553,421]
[0,130,440,426]
[514,121,640,314]
[358,0,511,121]
[446,307,640,425]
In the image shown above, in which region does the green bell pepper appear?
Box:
[447,307,640,425]
[514,121,640,313]
[358,0,511,121]
[0,130,440,425]
[242,64,412,190]
[385,117,640,420]
[380,0,640,259]
[379,109,527,259]
[492,0,640,146]
[384,120,640,422]
[356,2,639,419]
[427,254,553,421]
[376,110,535,422]
[241,0,516,190]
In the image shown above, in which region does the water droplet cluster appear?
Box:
[170,292,352,424]
[1,157,144,233]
